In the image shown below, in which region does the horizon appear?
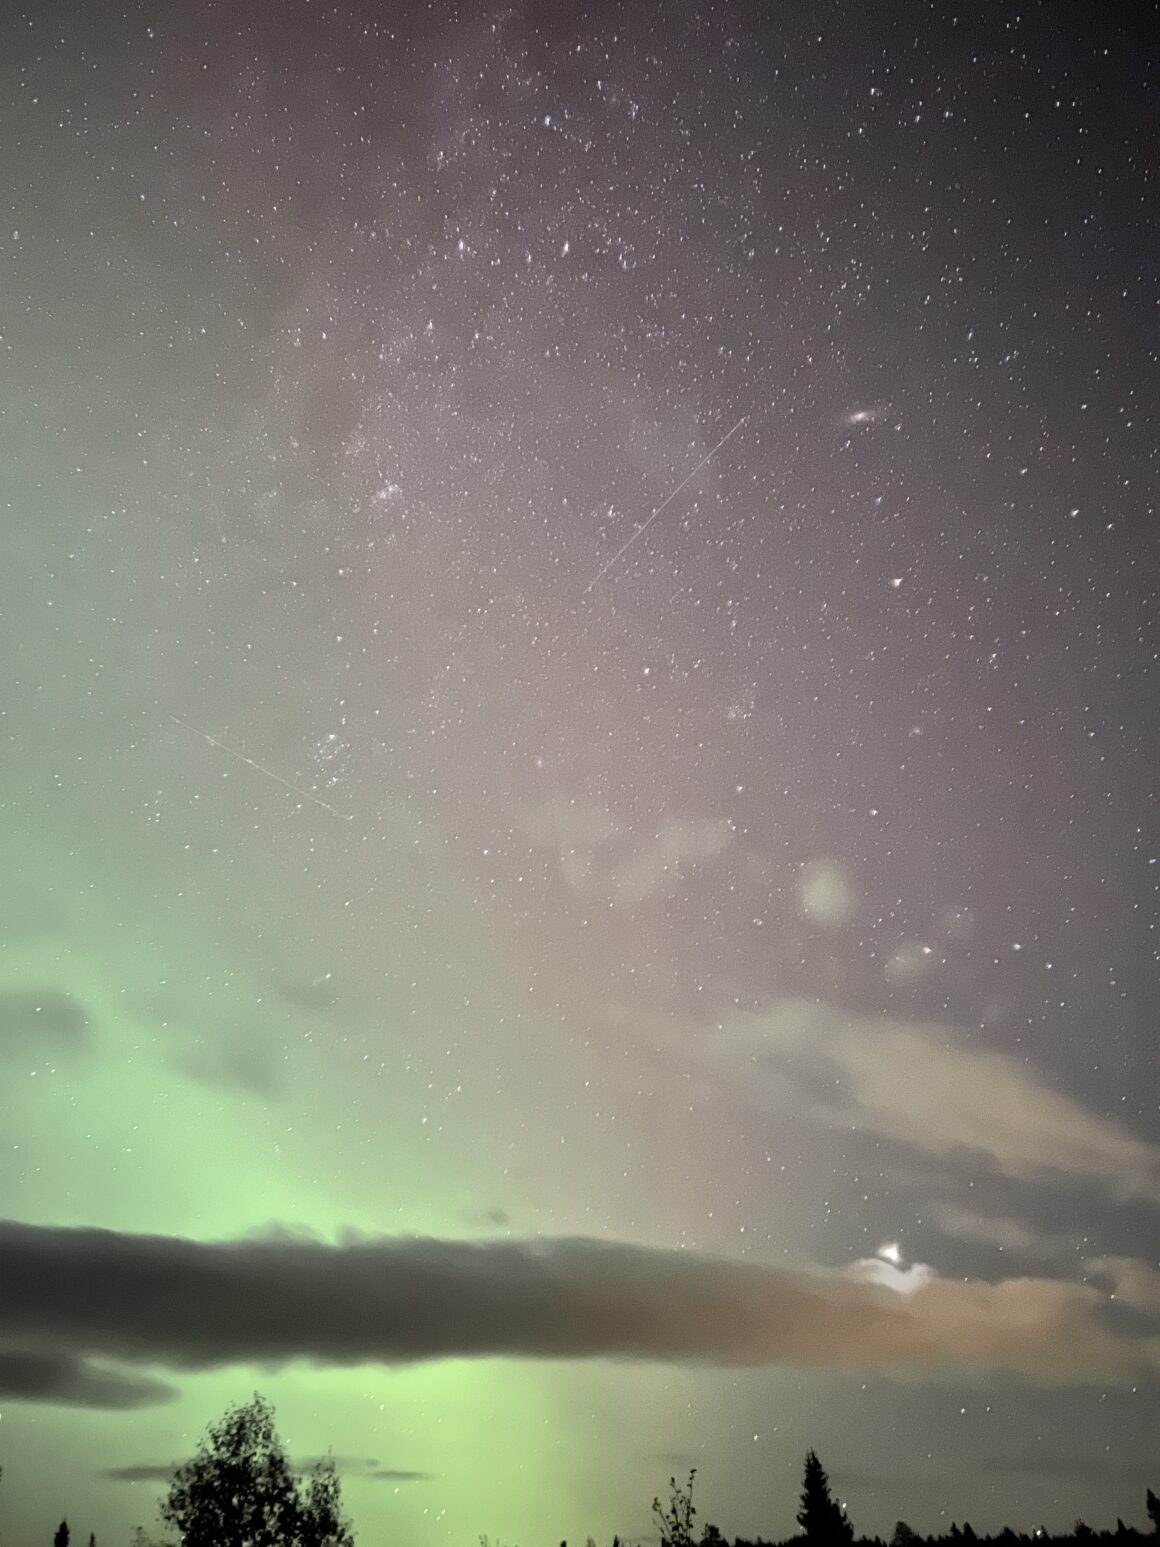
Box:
[2,1426,1157,1547]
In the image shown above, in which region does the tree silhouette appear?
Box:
[796,1451,854,1546]
[53,1522,69,1547]
[158,1394,352,1547]
[298,1446,352,1547]
[1146,1490,1159,1535]
[654,1470,697,1547]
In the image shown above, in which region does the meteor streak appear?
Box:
[167,715,354,821]
[583,415,747,594]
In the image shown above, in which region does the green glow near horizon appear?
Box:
[0,812,611,1547]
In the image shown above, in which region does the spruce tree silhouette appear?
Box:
[53,1521,70,1547]
[1146,1490,1159,1535]
[158,1394,353,1547]
[796,1452,854,1546]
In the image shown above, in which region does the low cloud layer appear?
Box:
[103,1458,433,1484]
[0,1347,176,1408]
[2,1221,1157,1403]
[102,1465,180,1483]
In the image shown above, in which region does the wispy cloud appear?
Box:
[0,989,93,1055]
[609,817,732,906]
[825,1014,1160,1201]
[102,1465,179,1483]
[930,1204,1069,1258]
[364,1469,435,1483]
[1087,1256,1160,1314]
[931,1205,1047,1253]
[522,796,730,906]
[103,1458,434,1484]
[1,1221,1156,1396]
[641,999,1160,1203]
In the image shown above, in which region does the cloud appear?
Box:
[608,817,732,906]
[0,1221,1156,1390]
[0,989,92,1055]
[102,1464,179,1483]
[292,1457,430,1481]
[848,1258,937,1296]
[124,985,284,1098]
[1087,1256,1160,1315]
[103,1457,434,1484]
[798,860,859,926]
[825,1013,1160,1201]
[931,1204,1064,1257]
[667,999,1160,1204]
[977,1452,1159,1482]
[523,795,623,854]
[0,1347,177,1409]
[522,797,730,906]
[168,1026,284,1097]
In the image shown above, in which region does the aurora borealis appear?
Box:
[2,1,1159,1545]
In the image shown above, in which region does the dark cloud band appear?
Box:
[0,1347,176,1408]
[0,1220,1152,1386]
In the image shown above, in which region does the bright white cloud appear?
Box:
[849,1256,937,1296]
[798,859,859,926]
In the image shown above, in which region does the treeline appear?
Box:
[663,1454,1160,1547]
[4,1400,1158,1547]
[0,1475,97,1547]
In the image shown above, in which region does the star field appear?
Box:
[1,3,1158,1546]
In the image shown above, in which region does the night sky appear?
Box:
[2,2,1159,1545]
